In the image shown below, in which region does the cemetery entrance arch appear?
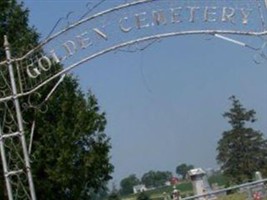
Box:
[0,0,267,199]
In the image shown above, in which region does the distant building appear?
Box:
[133,184,147,194]
[165,180,171,186]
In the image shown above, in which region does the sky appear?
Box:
[22,0,267,186]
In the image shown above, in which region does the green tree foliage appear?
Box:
[0,0,39,59]
[32,80,113,200]
[90,187,109,200]
[141,170,172,188]
[176,163,194,180]
[137,192,151,200]
[0,1,39,198]
[217,96,267,184]
[107,183,120,200]
[208,171,228,187]
[120,174,140,195]
[0,1,113,199]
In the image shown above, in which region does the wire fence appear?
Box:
[181,179,267,200]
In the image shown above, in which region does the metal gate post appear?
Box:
[2,35,37,200]
[0,125,13,200]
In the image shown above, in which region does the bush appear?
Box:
[137,192,151,200]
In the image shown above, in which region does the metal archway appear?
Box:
[1,0,267,199]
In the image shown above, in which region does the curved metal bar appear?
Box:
[11,0,153,63]
[0,60,7,66]
[0,29,266,103]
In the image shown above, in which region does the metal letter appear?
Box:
[27,62,41,78]
[135,12,150,29]
[50,49,65,64]
[93,28,108,40]
[152,10,167,26]
[119,17,132,33]
[62,40,77,57]
[170,7,182,23]
[222,7,235,23]
[38,56,52,72]
[240,8,251,25]
[76,31,92,49]
[187,7,200,23]
[204,7,217,22]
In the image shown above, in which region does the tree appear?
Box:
[137,192,151,200]
[0,1,113,199]
[176,163,194,180]
[90,186,109,200]
[141,170,172,188]
[120,174,140,195]
[0,0,39,59]
[32,83,114,200]
[108,192,121,200]
[0,1,39,199]
[216,96,267,184]
[107,183,120,200]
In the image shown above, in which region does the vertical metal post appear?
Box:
[0,126,13,200]
[4,35,37,200]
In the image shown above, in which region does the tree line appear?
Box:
[119,164,195,195]
[117,96,267,196]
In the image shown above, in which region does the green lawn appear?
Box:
[121,181,193,200]
[123,193,267,200]
[121,174,267,200]
[208,173,228,187]
[218,193,267,200]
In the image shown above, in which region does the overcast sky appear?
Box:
[22,0,267,186]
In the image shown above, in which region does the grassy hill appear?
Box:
[121,181,193,200]
[122,173,229,200]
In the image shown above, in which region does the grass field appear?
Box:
[218,193,267,200]
[122,174,229,200]
[123,193,267,200]
[121,174,266,200]
[121,181,193,200]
